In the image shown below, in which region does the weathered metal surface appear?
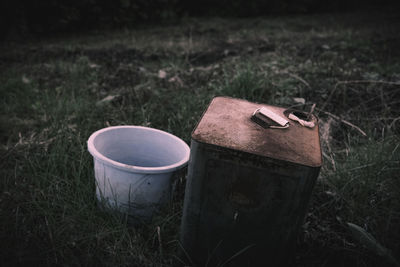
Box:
[180,97,322,266]
[192,96,322,167]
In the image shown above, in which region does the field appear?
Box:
[1,8,400,266]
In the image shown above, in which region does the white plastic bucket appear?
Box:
[87,126,190,221]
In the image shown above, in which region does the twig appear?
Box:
[335,80,400,86]
[272,69,311,89]
[156,226,163,257]
[318,80,400,116]
[308,103,316,120]
[316,108,367,137]
[389,116,400,129]
[176,241,195,267]
[322,151,336,171]
[219,244,255,267]
[347,163,376,172]
[45,216,58,264]
[286,72,311,89]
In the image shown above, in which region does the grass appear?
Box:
[1,8,400,266]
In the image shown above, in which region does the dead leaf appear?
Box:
[322,44,330,50]
[158,70,167,79]
[89,63,100,69]
[168,76,184,86]
[22,75,31,84]
[190,64,220,73]
[68,124,77,131]
[96,95,120,106]
[293,97,306,104]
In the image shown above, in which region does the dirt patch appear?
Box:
[189,39,275,65]
[0,45,167,67]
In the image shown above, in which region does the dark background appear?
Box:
[1,0,399,39]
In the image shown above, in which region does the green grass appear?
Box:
[1,9,400,266]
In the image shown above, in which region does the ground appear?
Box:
[0,8,400,267]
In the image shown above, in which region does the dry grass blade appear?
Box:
[176,241,195,267]
[219,244,255,267]
[156,226,163,257]
[286,72,311,89]
[316,108,367,137]
[347,223,400,266]
[205,239,224,267]
[388,116,400,130]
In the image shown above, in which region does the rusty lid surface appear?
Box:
[192,96,322,167]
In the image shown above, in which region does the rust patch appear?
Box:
[192,96,322,167]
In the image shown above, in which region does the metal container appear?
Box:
[180,97,322,266]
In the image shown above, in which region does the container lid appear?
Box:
[192,96,322,167]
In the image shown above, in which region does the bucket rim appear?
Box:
[87,125,190,174]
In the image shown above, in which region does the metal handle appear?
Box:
[251,107,289,129]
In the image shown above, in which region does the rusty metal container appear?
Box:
[180,96,322,266]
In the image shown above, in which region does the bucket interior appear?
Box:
[92,127,188,168]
